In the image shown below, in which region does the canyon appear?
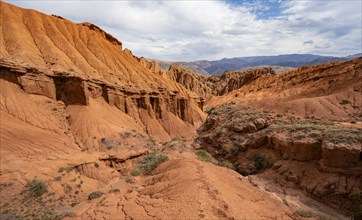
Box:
[0,2,361,220]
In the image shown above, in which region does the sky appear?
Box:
[5,0,362,61]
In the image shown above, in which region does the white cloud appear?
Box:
[4,0,362,61]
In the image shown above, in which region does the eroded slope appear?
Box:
[208,58,362,119]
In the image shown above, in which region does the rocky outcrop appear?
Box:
[81,22,123,48]
[196,102,362,213]
[207,68,275,95]
[321,142,361,167]
[136,57,164,75]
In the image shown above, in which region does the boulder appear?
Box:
[253,118,267,130]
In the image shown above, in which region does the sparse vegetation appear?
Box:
[57,207,75,218]
[295,209,315,218]
[65,166,75,172]
[131,152,168,175]
[109,188,120,193]
[252,154,273,171]
[196,149,212,162]
[130,167,141,176]
[0,211,20,220]
[27,178,47,197]
[147,137,157,147]
[94,162,99,168]
[125,176,135,183]
[273,118,362,144]
[294,210,335,220]
[218,160,234,169]
[88,190,104,200]
[54,176,62,181]
[339,99,350,105]
[204,106,215,115]
[68,68,75,72]
[293,134,307,140]
[64,184,72,193]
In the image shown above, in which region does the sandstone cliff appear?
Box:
[0,1,206,149]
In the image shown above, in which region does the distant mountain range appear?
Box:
[157,53,361,75]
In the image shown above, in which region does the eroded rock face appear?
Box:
[291,138,322,161]
[207,68,275,95]
[164,65,212,100]
[196,102,362,213]
[321,142,361,167]
[0,59,204,145]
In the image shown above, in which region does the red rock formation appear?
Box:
[207,68,275,95]
[0,1,208,150]
[208,58,362,119]
[196,102,362,213]
[165,65,212,100]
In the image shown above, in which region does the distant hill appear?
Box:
[237,65,296,74]
[156,53,361,75]
[153,60,210,76]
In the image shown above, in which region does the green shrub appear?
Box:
[252,154,273,171]
[196,149,212,162]
[65,166,75,172]
[130,167,141,176]
[130,153,168,176]
[218,160,234,169]
[88,190,103,200]
[137,153,168,175]
[339,99,350,105]
[27,178,47,197]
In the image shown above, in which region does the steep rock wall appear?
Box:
[165,65,212,100]
[0,59,205,148]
